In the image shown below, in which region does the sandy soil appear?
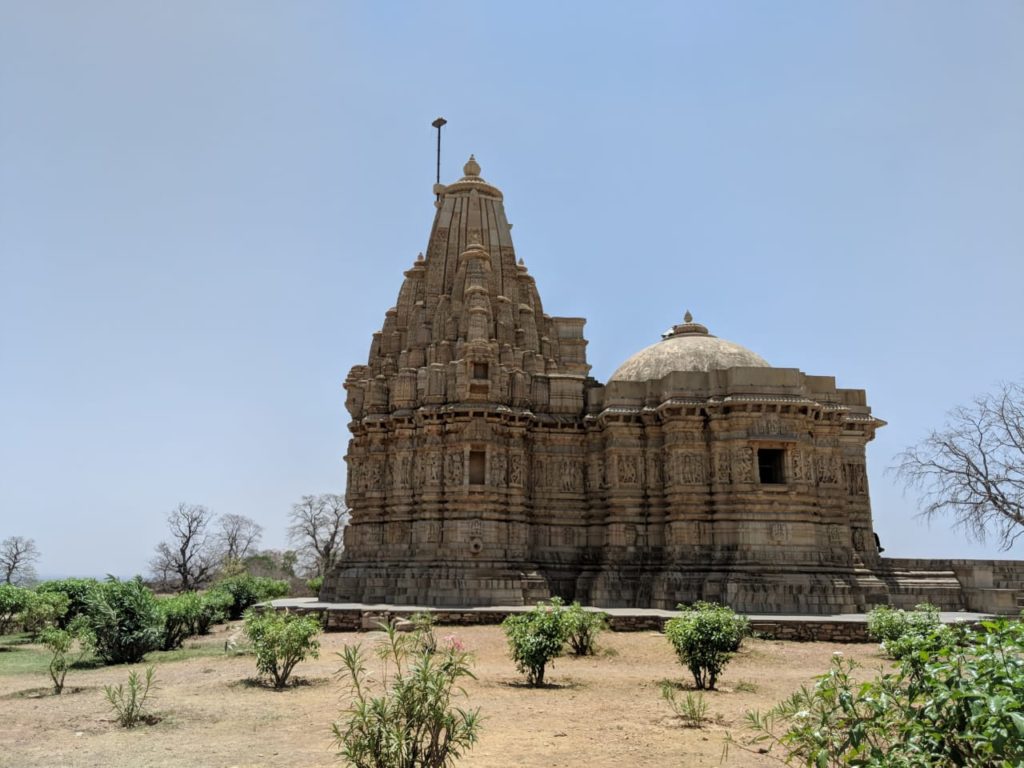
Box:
[0,623,887,768]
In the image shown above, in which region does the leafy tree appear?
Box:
[1,536,39,585]
[150,503,219,592]
[287,494,349,578]
[502,598,566,686]
[244,609,321,688]
[83,577,162,664]
[893,380,1024,549]
[333,622,481,768]
[664,602,748,690]
[20,590,69,638]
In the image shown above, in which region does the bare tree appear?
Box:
[1,536,40,585]
[893,381,1024,550]
[151,503,219,592]
[287,494,349,578]
[215,513,263,565]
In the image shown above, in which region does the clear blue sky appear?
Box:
[1,2,1022,579]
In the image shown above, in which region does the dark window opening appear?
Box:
[469,450,486,484]
[758,449,786,484]
[472,362,489,380]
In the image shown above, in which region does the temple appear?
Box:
[320,155,1024,614]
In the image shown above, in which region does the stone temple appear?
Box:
[321,156,1024,614]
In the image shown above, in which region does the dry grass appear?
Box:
[0,622,886,768]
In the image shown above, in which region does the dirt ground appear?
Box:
[0,623,887,768]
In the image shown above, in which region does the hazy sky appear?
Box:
[2,2,1022,579]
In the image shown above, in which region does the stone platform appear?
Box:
[269,598,992,644]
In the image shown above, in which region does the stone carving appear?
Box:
[846,463,867,495]
[713,450,731,484]
[560,459,583,492]
[731,448,753,484]
[490,451,507,485]
[617,455,640,485]
[509,453,525,487]
[673,452,707,484]
[769,522,788,544]
[444,451,463,486]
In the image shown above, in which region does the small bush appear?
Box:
[866,603,946,660]
[35,578,100,629]
[196,589,232,634]
[664,602,748,690]
[84,577,162,664]
[0,584,30,634]
[306,575,323,595]
[660,681,709,728]
[333,622,481,767]
[211,575,290,620]
[105,665,157,727]
[410,611,437,655]
[158,592,201,651]
[40,620,92,694]
[502,598,566,686]
[562,602,608,656]
[244,609,321,688]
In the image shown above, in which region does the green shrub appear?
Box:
[0,584,30,634]
[196,589,232,634]
[21,590,69,638]
[664,602,748,690]
[866,603,946,660]
[735,620,1024,767]
[306,575,323,595]
[104,665,157,727]
[39,620,92,694]
[502,598,566,686]
[83,577,162,664]
[333,622,481,767]
[35,578,100,629]
[660,681,709,728]
[244,609,321,688]
[158,592,201,651]
[562,602,608,656]
[211,575,290,620]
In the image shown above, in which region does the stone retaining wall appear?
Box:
[278,604,884,643]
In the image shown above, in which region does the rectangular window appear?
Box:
[758,448,786,484]
[472,362,489,380]
[469,450,486,485]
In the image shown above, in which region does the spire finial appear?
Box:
[463,154,481,177]
[684,309,693,323]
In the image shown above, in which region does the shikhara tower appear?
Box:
[322,155,977,614]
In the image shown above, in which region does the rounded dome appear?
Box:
[609,313,770,382]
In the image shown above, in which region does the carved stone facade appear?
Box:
[321,157,961,613]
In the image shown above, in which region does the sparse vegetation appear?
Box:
[660,681,709,728]
[104,665,157,727]
[244,609,321,688]
[333,622,481,767]
[664,602,749,690]
[39,621,92,694]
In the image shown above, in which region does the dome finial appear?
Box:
[684,309,693,323]
[463,154,481,177]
